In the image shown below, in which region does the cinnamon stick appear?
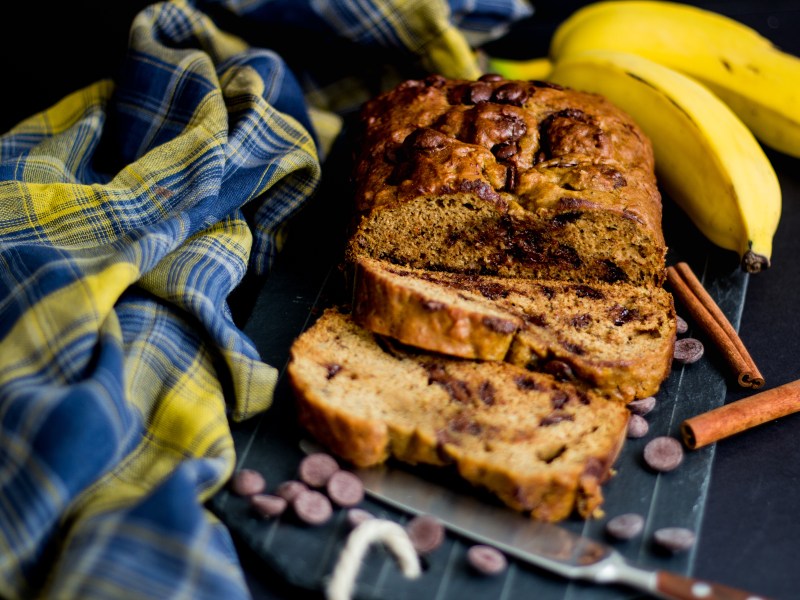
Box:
[681,379,800,449]
[666,262,764,389]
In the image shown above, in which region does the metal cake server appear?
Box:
[300,440,769,600]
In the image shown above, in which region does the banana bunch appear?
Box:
[488,1,796,273]
[550,1,800,158]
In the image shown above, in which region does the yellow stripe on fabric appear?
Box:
[373,0,481,79]
[0,261,139,386]
[1,85,227,251]
[62,317,236,518]
[218,64,320,202]
[419,25,482,79]
[147,353,234,460]
[16,183,116,246]
[77,88,229,246]
[135,216,277,422]
[134,0,249,65]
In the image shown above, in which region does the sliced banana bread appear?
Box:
[351,257,676,402]
[346,74,667,287]
[287,308,631,522]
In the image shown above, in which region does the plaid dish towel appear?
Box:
[0,0,532,598]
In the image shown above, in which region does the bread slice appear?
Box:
[346,75,667,287]
[287,308,631,522]
[352,257,676,402]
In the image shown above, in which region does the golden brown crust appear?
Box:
[352,257,521,361]
[352,256,676,402]
[347,75,666,287]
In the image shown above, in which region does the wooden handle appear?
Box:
[656,571,771,600]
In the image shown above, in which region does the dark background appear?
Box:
[2,1,798,599]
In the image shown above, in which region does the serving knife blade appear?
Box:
[300,440,770,600]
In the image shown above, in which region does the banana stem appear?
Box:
[742,250,770,273]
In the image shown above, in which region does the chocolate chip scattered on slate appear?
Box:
[250,494,288,518]
[293,489,333,525]
[643,436,684,472]
[298,452,340,487]
[326,470,365,507]
[605,513,645,540]
[230,468,266,496]
[275,480,309,502]
[346,508,375,528]
[676,315,689,334]
[467,545,508,575]
[406,515,445,554]
[627,414,649,439]
[673,337,704,364]
[653,527,696,552]
[627,396,656,416]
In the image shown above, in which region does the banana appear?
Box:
[548,49,781,273]
[487,56,553,81]
[549,0,800,158]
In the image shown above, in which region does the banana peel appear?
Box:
[549,0,800,158]
[548,50,781,273]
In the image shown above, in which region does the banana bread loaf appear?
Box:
[345,74,667,287]
[288,308,630,522]
[351,257,676,402]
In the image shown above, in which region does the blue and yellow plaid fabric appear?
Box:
[0,0,531,598]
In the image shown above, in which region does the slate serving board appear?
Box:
[209,129,752,599]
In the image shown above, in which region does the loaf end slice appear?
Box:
[347,75,667,287]
[287,308,630,522]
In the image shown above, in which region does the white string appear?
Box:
[326,519,422,600]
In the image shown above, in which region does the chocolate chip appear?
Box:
[628,396,656,416]
[492,83,528,106]
[478,73,504,82]
[465,82,493,104]
[493,141,519,160]
[250,494,288,518]
[605,513,645,540]
[230,468,266,496]
[627,414,649,439]
[325,363,342,379]
[406,515,445,554]
[467,545,508,575]
[643,436,684,472]
[406,127,448,151]
[298,452,340,487]
[346,508,375,528]
[542,359,575,382]
[541,411,574,426]
[275,480,309,502]
[653,527,696,553]
[676,315,689,334]
[326,470,365,507]
[673,337,704,364]
[292,489,333,526]
[505,164,518,192]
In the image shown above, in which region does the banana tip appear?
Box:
[742,250,770,273]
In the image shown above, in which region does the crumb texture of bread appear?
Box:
[288,309,630,522]
[352,257,676,402]
[346,75,667,287]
